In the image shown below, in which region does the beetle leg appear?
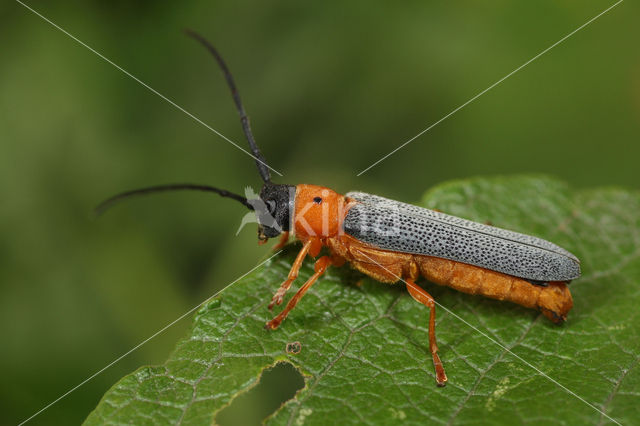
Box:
[265,256,332,330]
[272,231,290,251]
[268,240,311,310]
[405,279,448,387]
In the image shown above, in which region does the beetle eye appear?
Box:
[313,197,322,204]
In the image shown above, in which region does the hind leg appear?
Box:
[405,278,447,387]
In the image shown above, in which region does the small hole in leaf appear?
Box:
[286,341,302,354]
[216,362,305,425]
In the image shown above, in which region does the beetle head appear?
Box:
[252,183,296,241]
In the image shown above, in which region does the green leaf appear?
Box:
[84,175,639,425]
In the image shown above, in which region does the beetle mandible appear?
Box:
[98,31,581,387]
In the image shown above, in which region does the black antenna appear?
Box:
[185,29,272,184]
[95,184,253,216]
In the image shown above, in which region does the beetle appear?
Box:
[98,31,581,387]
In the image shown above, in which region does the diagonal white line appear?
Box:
[15,0,283,177]
[356,251,622,425]
[357,0,624,176]
[18,250,283,425]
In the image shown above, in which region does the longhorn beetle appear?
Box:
[98,30,581,386]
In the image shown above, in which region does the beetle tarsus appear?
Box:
[264,320,280,330]
[432,352,448,386]
[267,291,286,310]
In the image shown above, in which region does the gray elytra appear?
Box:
[343,192,581,282]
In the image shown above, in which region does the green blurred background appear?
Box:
[1,0,638,424]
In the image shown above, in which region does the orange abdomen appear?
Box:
[416,256,573,323]
[328,235,573,323]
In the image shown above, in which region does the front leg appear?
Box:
[268,239,312,310]
[265,255,332,330]
[271,231,290,251]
